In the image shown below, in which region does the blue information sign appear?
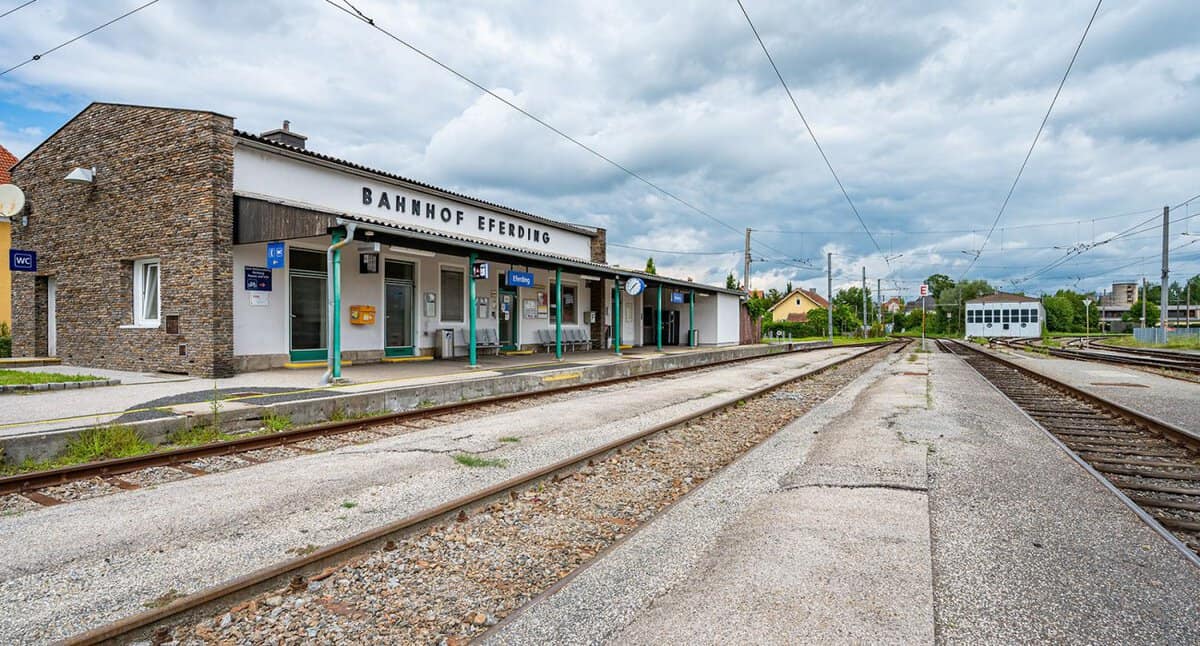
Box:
[505,270,535,288]
[671,292,685,304]
[9,249,36,272]
[245,266,272,291]
[266,241,285,269]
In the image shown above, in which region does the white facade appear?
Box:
[228,138,743,368]
[965,300,1044,338]
[233,145,594,260]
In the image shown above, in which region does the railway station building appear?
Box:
[964,292,1044,339]
[8,103,744,377]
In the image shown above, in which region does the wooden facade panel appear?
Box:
[234,197,337,243]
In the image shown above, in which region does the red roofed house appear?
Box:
[0,142,18,328]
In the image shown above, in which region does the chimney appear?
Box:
[260,120,308,149]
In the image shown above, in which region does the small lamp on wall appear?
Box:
[64,167,95,185]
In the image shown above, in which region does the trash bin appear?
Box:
[689,329,700,346]
[436,328,456,359]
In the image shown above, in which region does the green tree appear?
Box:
[833,286,874,325]
[1122,299,1160,325]
[746,295,772,321]
[645,257,657,275]
[726,273,738,290]
[924,274,955,299]
[937,280,994,336]
[1043,295,1074,332]
[785,280,794,294]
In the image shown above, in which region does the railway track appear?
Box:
[58,339,904,645]
[0,341,888,508]
[994,337,1200,380]
[939,339,1200,564]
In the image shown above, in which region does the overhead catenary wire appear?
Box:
[735,0,886,264]
[608,242,741,256]
[0,0,37,20]
[959,0,1103,280]
[324,0,747,242]
[0,0,162,77]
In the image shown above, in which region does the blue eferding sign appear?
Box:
[9,249,36,272]
[266,241,285,269]
[245,266,272,291]
[671,291,685,304]
[624,277,646,296]
[505,270,535,288]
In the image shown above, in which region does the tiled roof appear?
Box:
[0,144,17,184]
[767,287,829,313]
[966,292,1039,304]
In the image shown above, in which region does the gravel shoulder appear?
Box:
[0,346,865,644]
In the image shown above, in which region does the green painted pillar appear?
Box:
[331,227,346,380]
[468,252,478,367]
[689,290,695,347]
[614,278,622,355]
[656,284,663,351]
[555,268,563,360]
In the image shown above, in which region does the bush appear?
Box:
[0,321,10,358]
[763,319,824,339]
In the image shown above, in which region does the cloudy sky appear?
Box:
[2,0,1199,299]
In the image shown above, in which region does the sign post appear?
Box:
[919,283,929,351]
[266,241,285,269]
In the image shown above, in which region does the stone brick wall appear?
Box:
[589,226,606,264]
[10,103,236,377]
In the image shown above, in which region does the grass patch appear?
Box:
[1103,335,1200,350]
[1,425,153,475]
[0,369,102,385]
[340,501,358,509]
[453,454,508,468]
[498,436,520,443]
[261,411,292,433]
[906,353,918,362]
[286,544,319,557]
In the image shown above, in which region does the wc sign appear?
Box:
[9,249,36,272]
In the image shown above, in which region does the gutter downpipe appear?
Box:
[322,220,357,385]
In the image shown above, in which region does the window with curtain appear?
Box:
[134,258,160,326]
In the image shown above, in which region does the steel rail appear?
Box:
[995,337,1200,379]
[60,341,903,645]
[1,341,888,498]
[940,339,1200,568]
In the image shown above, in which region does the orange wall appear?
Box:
[0,219,9,327]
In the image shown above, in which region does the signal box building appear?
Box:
[965,292,1043,339]
[8,103,743,377]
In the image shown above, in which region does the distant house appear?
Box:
[965,292,1043,339]
[905,295,936,313]
[882,297,904,314]
[767,287,830,323]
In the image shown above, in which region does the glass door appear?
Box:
[385,260,415,357]
[499,288,518,350]
[289,249,327,362]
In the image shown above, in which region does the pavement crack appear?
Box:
[782,482,929,493]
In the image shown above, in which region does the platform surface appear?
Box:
[488,346,1200,645]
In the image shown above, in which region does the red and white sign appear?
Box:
[919,284,929,297]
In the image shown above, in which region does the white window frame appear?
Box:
[133,257,161,327]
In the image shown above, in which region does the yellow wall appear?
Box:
[0,219,9,327]
[768,290,823,321]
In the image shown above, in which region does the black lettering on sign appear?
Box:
[411,199,421,216]
[440,207,452,223]
[544,232,550,244]
[396,196,406,212]
[362,187,373,205]
[517,224,526,239]
[488,218,496,232]
[478,215,486,231]
[378,191,390,210]
[426,203,436,219]
[499,221,506,236]
[456,210,464,225]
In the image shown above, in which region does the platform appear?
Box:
[0,343,824,462]
[487,345,1200,644]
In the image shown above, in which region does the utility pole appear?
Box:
[827,252,833,344]
[1141,277,1147,329]
[743,228,752,291]
[877,278,882,333]
[861,267,867,337]
[1160,205,1170,343]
